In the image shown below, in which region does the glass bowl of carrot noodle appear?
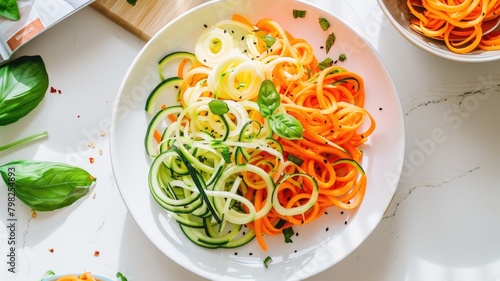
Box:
[378,0,500,62]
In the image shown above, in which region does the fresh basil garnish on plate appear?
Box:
[257,79,281,117]
[257,80,303,140]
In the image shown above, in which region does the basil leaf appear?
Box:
[263,256,273,268]
[268,113,303,140]
[319,17,330,31]
[0,161,96,211]
[0,0,20,21]
[208,99,229,115]
[325,32,336,54]
[0,55,49,126]
[282,226,294,243]
[257,79,281,118]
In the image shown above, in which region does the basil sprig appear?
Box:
[257,80,303,140]
[0,160,96,211]
[0,55,49,126]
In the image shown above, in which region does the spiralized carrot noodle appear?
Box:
[148,13,376,251]
[407,0,500,53]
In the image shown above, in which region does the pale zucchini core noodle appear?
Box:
[144,14,376,251]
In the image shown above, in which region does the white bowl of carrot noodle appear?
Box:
[378,0,500,62]
[110,0,405,280]
[40,272,114,281]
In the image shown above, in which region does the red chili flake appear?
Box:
[48,247,54,253]
[50,87,62,94]
[94,250,100,257]
[89,157,95,164]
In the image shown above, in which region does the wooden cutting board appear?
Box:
[91,0,208,41]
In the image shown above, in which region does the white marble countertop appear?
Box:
[1,0,500,280]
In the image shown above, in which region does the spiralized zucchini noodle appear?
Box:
[144,14,376,251]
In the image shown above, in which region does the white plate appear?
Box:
[110,0,405,280]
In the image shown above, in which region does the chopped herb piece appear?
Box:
[116,272,128,281]
[282,227,294,243]
[325,32,336,54]
[293,9,307,18]
[287,154,304,166]
[318,57,333,70]
[274,219,287,228]
[339,53,347,62]
[126,0,137,6]
[260,34,276,49]
[319,17,330,31]
[263,256,273,268]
